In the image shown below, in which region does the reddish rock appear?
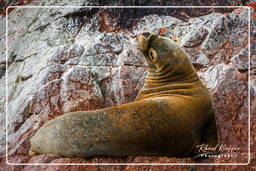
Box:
[99,12,122,33]
[250,74,256,155]
[112,65,146,105]
[200,64,249,163]
[159,27,168,36]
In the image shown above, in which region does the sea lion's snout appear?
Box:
[137,31,156,53]
[137,30,188,73]
[142,32,151,39]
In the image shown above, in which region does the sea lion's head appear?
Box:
[137,31,191,72]
[137,31,196,82]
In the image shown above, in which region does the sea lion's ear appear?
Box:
[149,48,158,63]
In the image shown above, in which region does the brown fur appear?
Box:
[29,31,218,158]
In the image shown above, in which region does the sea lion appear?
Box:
[29,31,218,158]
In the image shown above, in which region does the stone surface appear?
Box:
[199,64,248,163]
[0,0,255,170]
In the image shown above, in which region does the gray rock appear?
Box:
[181,26,209,48]
[201,8,249,64]
[0,64,5,79]
[231,47,249,70]
[131,14,182,36]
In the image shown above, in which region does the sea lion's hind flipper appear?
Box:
[192,112,218,158]
[201,112,218,147]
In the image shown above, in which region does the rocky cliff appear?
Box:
[0,0,255,170]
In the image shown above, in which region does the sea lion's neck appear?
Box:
[144,63,199,88]
[135,61,203,101]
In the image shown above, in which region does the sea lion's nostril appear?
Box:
[142,32,150,39]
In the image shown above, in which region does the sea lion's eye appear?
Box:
[149,51,154,61]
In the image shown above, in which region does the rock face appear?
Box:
[0,0,255,170]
